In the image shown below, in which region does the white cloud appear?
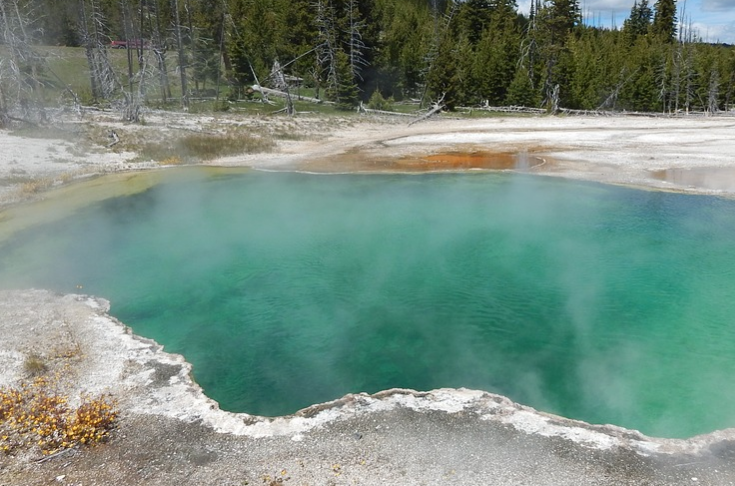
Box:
[580,0,634,11]
[701,0,735,12]
[516,0,735,44]
[691,20,735,43]
[520,0,633,16]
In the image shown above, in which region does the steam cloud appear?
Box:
[1,170,735,438]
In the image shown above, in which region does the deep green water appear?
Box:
[2,170,735,438]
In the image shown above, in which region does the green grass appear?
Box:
[1,46,186,105]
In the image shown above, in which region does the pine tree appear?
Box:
[531,0,580,109]
[425,34,459,109]
[472,6,520,105]
[188,0,227,94]
[453,34,476,105]
[371,1,432,100]
[546,0,581,44]
[619,37,663,111]
[11,0,735,116]
[651,0,676,43]
[623,0,652,39]
[566,29,601,109]
[456,0,492,44]
[505,65,539,106]
[330,49,359,110]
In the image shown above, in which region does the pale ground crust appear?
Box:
[2,113,735,485]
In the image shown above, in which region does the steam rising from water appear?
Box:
[1,170,735,439]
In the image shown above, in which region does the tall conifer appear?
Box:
[651,0,677,42]
[623,0,653,38]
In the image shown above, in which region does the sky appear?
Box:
[519,0,735,44]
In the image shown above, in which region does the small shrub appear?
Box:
[159,156,183,166]
[213,100,230,112]
[367,90,393,111]
[23,354,48,377]
[20,178,53,195]
[76,88,96,106]
[137,141,176,162]
[58,172,75,184]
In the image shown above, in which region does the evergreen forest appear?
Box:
[1,0,734,123]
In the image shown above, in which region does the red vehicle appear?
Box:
[110,39,149,49]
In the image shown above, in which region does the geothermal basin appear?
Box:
[2,167,735,442]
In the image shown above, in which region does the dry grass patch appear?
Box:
[0,375,117,456]
[178,132,275,159]
[159,155,183,166]
[22,354,48,378]
[20,178,54,195]
[271,129,311,141]
[114,127,275,163]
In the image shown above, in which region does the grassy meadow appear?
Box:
[2,46,440,118]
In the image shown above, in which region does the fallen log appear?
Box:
[357,103,416,117]
[476,105,546,114]
[409,94,446,126]
[251,85,330,105]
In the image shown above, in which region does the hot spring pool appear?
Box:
[1,170,734,439]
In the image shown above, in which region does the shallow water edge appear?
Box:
[6,292,735,485]
[3,157,734,246]
[2,288,732,452]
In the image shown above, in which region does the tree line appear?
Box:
[1,0,734,124]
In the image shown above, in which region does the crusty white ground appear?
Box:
[217,115,735,195]
[4,114,735,207]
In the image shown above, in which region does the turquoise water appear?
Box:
[1,170,735,438]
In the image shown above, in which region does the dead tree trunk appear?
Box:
[314,0,337,96]
[252,85,323,104]
[347,0,367,82]
[0,0,47,122]
[172,0,189,109]
[78,0,100,100]
[707,69,719,115]
[409,93,445,125]
[549,84,560,114]
[120,0,135,94]
[270,60,294,115]
[597,68,638,111]
[90,0,117,100]
[151,0,171,103]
